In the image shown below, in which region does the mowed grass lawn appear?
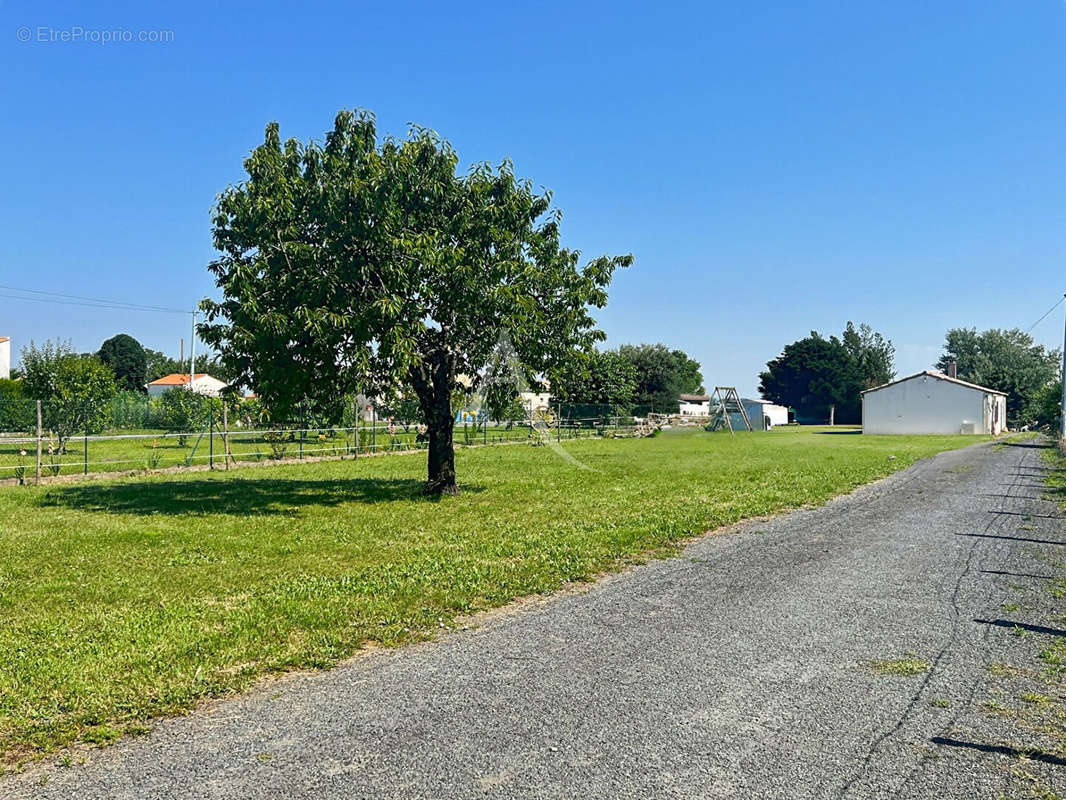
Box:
[0,426,985,765]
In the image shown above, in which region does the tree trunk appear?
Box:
[426,398,458,495]
[411,351,459,496]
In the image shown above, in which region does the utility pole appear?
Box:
[1060,293,1066,440]
[189,311,196,391]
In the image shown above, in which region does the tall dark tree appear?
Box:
[98,334,148,392]
[760,322,894,424]
[200,110,632,494]
[759,333,860,423]
[937,327,1060,423]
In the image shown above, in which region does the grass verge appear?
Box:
[0,426,982,766]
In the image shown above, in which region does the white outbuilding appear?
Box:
[0,337,9,380]
[679,393,710,417]
[861,370,1007,435]
[742,398,789,430]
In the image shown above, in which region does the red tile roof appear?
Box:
[147,373,209,386]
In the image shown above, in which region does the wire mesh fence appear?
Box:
[0,396,639,483]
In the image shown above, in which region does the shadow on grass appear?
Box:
[39,477,484,516]
[1002,440,1053,450]
[814,430,862,435]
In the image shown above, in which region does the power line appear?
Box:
[0,284,191,314]
[1026,296,1065,333]
[0,292,186,314]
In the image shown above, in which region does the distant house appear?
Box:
[862,370,1007,435]
[146,373,228,398]
[519,389,552,417]
[679,393,710,416]
[0,337,9,380]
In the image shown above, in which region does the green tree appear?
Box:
[549,349,638,413]
[617,343,704,412]
[936,328,1060,423]
[759,333,860,423]
[200,110,632,494]
[841,321,895,390]
[157,388,216,447]
[671,349,705,395]
[1027,378,1062,430]
[98,333,148,392]
[760,323,894,424]
[0,378,33,433]
[20,340,117,451]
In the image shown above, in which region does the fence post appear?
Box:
[222,403,231,470]
[483,415,487,446]
[35,400,42,485]
[209,412,214,469]
[84,427,88,475]
[372,406,376,452]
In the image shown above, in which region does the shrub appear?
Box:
[157,390,216,446]
[262,430,290,460]
[110,391,153,430]
[0,379,33,433]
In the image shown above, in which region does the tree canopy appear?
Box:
[841,322,895,390]
[20,340,117,449]
[98,333,147,392]
[549,349,638,413]
[616,343,704,413]
[936,327,1060,424]
[759,322,895,424]
[200,110,632,494]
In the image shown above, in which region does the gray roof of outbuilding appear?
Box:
[861,370,1007,396]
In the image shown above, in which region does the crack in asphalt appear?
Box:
[873,445,1030,799]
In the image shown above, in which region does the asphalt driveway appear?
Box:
[7,438,1065,799]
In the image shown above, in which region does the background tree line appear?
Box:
[936,327,1060,428]
[759,322,895,424]
[547,343,704,416]
[0,333,235,439]
[759,322,1061,429]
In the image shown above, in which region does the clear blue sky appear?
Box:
[2,0,1064,396]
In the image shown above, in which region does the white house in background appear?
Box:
[862,370,1007,435]
[146,373,228,398]
[742,398,789,430]
[519,389,552,417]
[679,393,710,416]
[0,337,9,380]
